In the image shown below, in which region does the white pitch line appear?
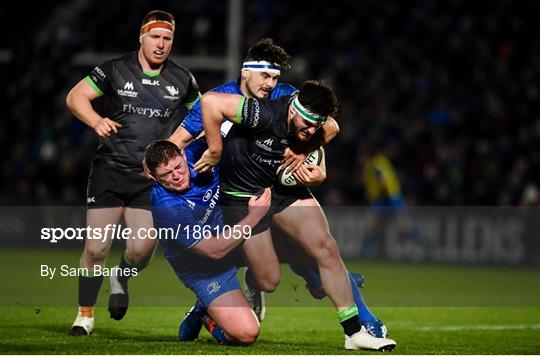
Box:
[415,324,540,331]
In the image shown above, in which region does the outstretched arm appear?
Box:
[191,188,271,260]
[196,92,244,172]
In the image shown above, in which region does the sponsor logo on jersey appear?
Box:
[200,189,219,225]
[207,281,221,294]
[93,66,106,79]
[142,78,160,86]
[203,189,213,202]
[87,197,96,204]
[164,86,179,100]
[250,153,282,168]
[245,99,260,128]
[117,81,138,97]
[122,104,172,118]
[255,137,275,152]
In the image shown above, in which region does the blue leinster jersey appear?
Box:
[181,79,296,137]
[152,80,295,272]
[151,139,223,269]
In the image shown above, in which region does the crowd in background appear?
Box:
[1,0,539,206]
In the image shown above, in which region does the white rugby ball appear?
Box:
[277,147,325,187]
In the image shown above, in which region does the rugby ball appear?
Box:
[277,147,324,187]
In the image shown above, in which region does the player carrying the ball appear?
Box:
[170,38,395,351]
[196,80,396,351]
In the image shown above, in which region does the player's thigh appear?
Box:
[270,223,318,266]
[272,197,335,257]
[123,207,156,261]
[82,207,124,265]
[241,229,281,291]
[207,289,260,343]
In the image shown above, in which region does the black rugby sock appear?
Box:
[338,305,362,336]
[78,274,104,307]
[341,316,362,336]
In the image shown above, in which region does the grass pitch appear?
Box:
[1,248,539,354]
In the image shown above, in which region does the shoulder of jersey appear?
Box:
[276,147,325,187]
[274,83,297,96]
[211,81,241,94]
[163,58,194,76]
[108,52,136,65]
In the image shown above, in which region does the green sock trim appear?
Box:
[337,305,358,322]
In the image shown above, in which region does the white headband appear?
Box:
[242,61,281,74]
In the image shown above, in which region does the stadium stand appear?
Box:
[1,0,539,206]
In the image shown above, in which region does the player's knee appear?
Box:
[83,247,108,265]
[126,241,155,265]
[256,274,280,292]
[126,249,153,266]
[231,325,259,345]
[313,232,340,262]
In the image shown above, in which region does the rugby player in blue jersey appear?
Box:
[145,140,270,345]
[169,39,395,350]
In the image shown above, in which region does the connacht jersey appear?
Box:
[220,96,293,196]
[86,51,199,173]
[181,79,296,137]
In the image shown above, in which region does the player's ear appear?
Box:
[142,159,155,181]
[288,104,297,118]
[240,69,249,81]
[179,149,188,164]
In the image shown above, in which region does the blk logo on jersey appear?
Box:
[142,78,159,86]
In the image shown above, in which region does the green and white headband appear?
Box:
[291,95,327,125]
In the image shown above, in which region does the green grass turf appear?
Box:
[1,248,539,354]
